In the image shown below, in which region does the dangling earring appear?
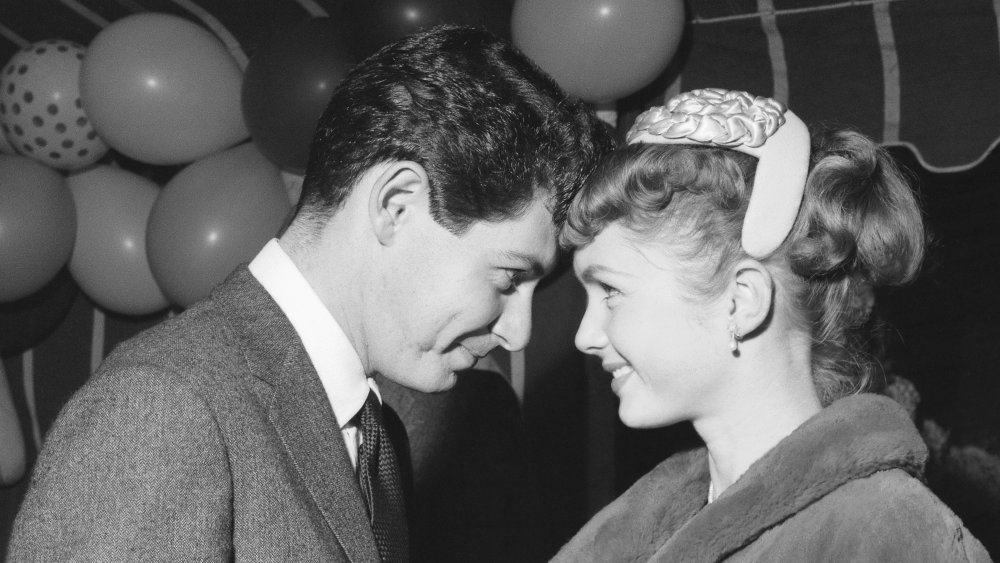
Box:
[728,322,741,353]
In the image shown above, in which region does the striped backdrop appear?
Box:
[623,0,1000,173]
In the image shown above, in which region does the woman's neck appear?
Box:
[695,356,822,500]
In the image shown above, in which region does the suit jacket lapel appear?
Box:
[269,346,379,562]
[213,267,379,562]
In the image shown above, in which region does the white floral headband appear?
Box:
[626,88,810,258]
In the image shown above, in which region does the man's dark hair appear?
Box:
[296,25,616,234]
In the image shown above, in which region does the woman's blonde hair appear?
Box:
[562,125,925,405]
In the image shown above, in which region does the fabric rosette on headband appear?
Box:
[626,88,810,258]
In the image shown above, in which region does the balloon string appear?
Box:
[90,308,105,375]
[59,0,111,28]
[294,0,329,17]
[169,0,249,70]
[0,23,29,48]
[22,349,41,451]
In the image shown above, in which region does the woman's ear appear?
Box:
[728,259,774,339]
[368,161,431,245]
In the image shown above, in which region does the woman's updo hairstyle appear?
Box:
[562,124,925,405]
[784,125,924,402]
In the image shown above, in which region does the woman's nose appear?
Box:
[574,303,608,354]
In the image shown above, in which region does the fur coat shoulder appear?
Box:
[553,394,991,562]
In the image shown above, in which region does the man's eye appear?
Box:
[599,282,621,301]
[503,270,526,291]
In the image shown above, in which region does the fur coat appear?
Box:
[553,394,991,562]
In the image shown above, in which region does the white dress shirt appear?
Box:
[248,238,378,469]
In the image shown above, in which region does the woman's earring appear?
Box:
[728,322,741,353]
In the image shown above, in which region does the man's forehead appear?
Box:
[507,207,559,268]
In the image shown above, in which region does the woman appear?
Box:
[554,89,990,561]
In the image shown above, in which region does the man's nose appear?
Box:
[493,291,533,352]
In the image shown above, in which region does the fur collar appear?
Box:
[553,393,927,562]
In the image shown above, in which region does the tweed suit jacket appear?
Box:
[7,266,383,562]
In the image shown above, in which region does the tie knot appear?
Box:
[358,389,383,435]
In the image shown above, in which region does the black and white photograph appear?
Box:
[0,1,997,561]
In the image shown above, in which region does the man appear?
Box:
[7,26,613,561]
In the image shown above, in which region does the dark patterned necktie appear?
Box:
[357,390,409,562]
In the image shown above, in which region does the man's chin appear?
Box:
[430,371,459,392]
[408,369,460,394]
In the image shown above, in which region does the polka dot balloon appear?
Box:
[0,40,109,170]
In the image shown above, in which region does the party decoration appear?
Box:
[0,361,26,486]
[242,18,355,174]
[0,40,109,170]
[67,166,170,315]
[147,143,291,307]
[79,13,248,165]
[0,268,78,355]
[511,0,685,103]
[344,0,512,58]
[0,155,76,302]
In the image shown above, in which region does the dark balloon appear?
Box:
[242,18,356,174]
[344,0,512,59]
[0,267,78,355]
[0,155,76,302]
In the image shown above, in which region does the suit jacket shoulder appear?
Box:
[8,267,378,562]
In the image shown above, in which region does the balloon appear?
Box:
[147,143,291,307]
[79,13,248,165]
[0,267,78,355]
[344,0,512,58]
[0,155,76,302]
[512,0,685,103]
[0,40,110,170]
[0,361,26,486]
[67,166,170,315]
[242,18,355,174]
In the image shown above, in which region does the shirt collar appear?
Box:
[248,238,371,428]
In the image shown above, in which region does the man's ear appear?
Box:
[728,259,774,338]
[368,161,431,245]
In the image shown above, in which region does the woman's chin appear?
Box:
[617,401,679,429]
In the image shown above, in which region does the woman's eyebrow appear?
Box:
[577,263,632,283]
